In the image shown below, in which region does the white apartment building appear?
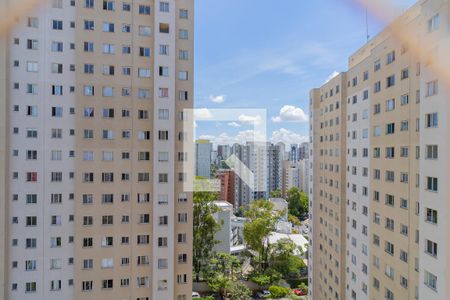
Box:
[309,1,450,299]
[0,1,194,299]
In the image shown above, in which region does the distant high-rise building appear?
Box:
[299,159,309,193]
[299,142,309,160]
[0,1,194,299]
[217,144,232,160]
[231,142,284,207]
[289,144,299,162]
[309,2,449,299]
[218,169,236,205]
[196,140,212,178]
[281,161,300,197]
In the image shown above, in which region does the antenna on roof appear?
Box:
[366,8,370,42]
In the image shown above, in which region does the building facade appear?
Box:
[195,139,212,178]
[218,169,236,206]
[1,0,194,299]
[309,1,450,299]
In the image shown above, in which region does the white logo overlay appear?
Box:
[182,108,268,192]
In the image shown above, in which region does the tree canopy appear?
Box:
[193,190,221,282]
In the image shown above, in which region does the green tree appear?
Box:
[228,281,252,300]
[270,189,282,198]
[243,200,281,273]
[286,187,309,218]
[268,285,290,298]
[288,214,301,226]
[269,238,305,278]
[250,268,282,288]
[297,282,308,294]
[193,190,221,282]
[206,253,243,300]
[208,252,242,280]
[207,274,231,300]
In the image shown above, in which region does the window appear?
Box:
[138,68,151,78]
[122,23,130,32]
[158,109,169,120]
[385,241,394,255]
[401,94,409,105]
[179,90,188,101]
[374,59,381,71]
[26,106,38,117]
[425,239,438,257]
[82,280,93,291]
[139,4,151,14]
[386,170,395,182]
[425,112,438,128]
[25,282,37,293]
[426,208,437,224]
[160,1,169,12]
[26,61,38,72]
[374,81,381,93]
[139,25,151,36]
[428,14,440,32]
[27,17,39,28]
[179,29,188,39]
[84,85,94,96]
[386,99,395,111]
[158,131,169,140]
[374,126,381,137]
[51,107,63,117]
[159,66,169,77]
[426,80,438,97]
[26,39,38,50]
[385,194,394,206]
[400,198,408,209]
[179,50,189,60]
[160,23,169,33]
[159,173,168,183]
[103,43,115,54]
[386,123,395,134]
[386,51,395,64]
[84,20,94,30]
[400,147,409,157]
[84,41,94,52]
[52,20,63,30]
[385,147,395,158]
[401,68,409,79]
[426,176,438,192]
[386,75,395,87]
[425,270,437,290]
[179,71,188,80]
[103,0,115,10]
[400,120,409,131]
[426,145,438,159]
[179,9,188,19]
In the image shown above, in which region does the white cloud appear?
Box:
[194,108,213,120]
[238,114,262,125]
[272,105,308,123]
[227,122,241,128]
[270,128,308,145]
[324,71,339,84]
[209,94,226,103]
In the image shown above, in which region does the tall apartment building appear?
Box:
[309,1,450,299]
[195,139,212,178]
[281,160,300,198]
[217,169,235,205]
[0,0,194,299]
[231,142,283,208]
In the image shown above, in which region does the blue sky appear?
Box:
[194,0,416,147]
